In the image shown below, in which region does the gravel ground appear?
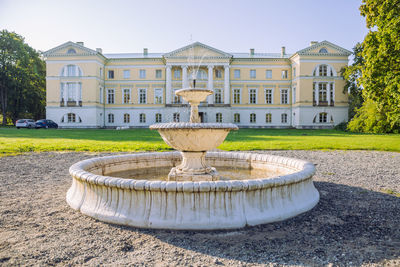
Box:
[0,151,399,266]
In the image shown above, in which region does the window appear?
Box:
[233,89,241,104]
[250,113,256,123]
[266,70,272,79]
[319,65,327,76]
[67,48,76,54]
[214,89,222,104]
[61,82,82,102]
[330,83,334,103]
[174,69,181,79]
[68,113,76,123]
[281,113,288,123]
[123,89,131,104]
[108,113,114,123]
[234,113,240,123]
[100,68,103,77]
[250,69,256,79]
[265,88,273,104]
[216,113,222,123]
[292,87,296,104]
[249,89,257,104]
[139,89,147,104]
[319,112,327,123]
[173,89,182,104]
[154,88,163,104]
[281,89,288,104]
[281,70,288,79]
[124,113,130,123]
[107,89,114,104]
[123,70,130,79]
[215,69,222,78]
[156,69,162,79]
[319,48,328,53]
[173,113,180,122]
[319,83,327,102]
[99,87,103,104]
[139,69,146,79]
[155,113,162,123]
[266,113,272,123]
[139,113,146,123]
[293,67,296,77]
[234,69,240,78]
[61,65,82,77]
[108,70,114,79]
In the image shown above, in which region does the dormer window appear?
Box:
[319,48,328,53]
[67,48,76,54]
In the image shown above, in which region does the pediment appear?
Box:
[43,41,99,57]
[164,42,232,58]
[296,41,351,56]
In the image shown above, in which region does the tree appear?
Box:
[353,0,400,132]
[0,30,45,125]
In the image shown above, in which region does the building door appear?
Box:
[199,112,205,123]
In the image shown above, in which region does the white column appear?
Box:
[182,65,188,88]
[315,82,319,106]
[224,65,230,104]
[166,65,172,104]
[75,83,79,106]
[63,83,67,106]
[327,82,331,106]
[208,65,214,104]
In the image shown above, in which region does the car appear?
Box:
[35,119,58,129]
[16,119,36,129]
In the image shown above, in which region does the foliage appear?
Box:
[0,30,45,125]
[334,121,348,131]
[353,0,400,132]
[0,128,399,156]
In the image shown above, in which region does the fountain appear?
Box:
[66,83,319,230]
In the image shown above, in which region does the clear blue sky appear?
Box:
[0,0,368,54]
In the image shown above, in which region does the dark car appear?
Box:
[35,119,58,129]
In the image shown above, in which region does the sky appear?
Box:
[0,0,368,55]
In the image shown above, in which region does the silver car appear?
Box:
[16,119,36,129]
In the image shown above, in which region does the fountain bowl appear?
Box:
[67,151,319,230]
[175,88,213,103]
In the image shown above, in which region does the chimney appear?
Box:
[250,48,255,56]
[143,48,148,56]
[96,48,102,54]
[310,41,318,46]
[281,46,286,57]
[76,42,84,46]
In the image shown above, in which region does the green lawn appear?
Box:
[0,128,399,156]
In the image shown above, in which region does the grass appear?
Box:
[0,127,399,156]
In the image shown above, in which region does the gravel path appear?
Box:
[0,151,399,266]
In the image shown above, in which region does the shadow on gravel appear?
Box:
[127,181,400,266]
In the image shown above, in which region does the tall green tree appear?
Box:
[0,30,45,125]
[351,0,400,133]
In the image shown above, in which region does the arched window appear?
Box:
[124,113,130,123]
[319,48,328,53]
[155,113,162,123]
[234,113,240,123]
[173,113,180,122]
[319,65,328,76]
[67,48,76,54]
[313,64,336,77]
[281,113,288,123]
[250,113,256,123]
[216,113,222,123]
[266,113,272,123]
[61,113,82,123]
[61,64,83,77]
[139,113,146,123]
[108,113,114,123]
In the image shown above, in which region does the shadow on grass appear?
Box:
[113,182,400,266]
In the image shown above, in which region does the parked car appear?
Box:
[16,119,36,129]
[35,119,58,129]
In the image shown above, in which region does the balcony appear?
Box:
[60,101,82,107]
[313,100,334,107]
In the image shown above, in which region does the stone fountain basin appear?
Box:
[150,122,238,151]
[175,88,213,103]
[67,151,319,230]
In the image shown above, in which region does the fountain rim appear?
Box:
[149,122,238,130]
[69,151,316,193]
[175,88,213,96]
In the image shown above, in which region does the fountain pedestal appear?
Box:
[168,151,218,181]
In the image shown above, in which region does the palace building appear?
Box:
[43,41,351,128]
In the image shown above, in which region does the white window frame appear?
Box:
[122,88,131,104]
[155,69,162,79]
[174,69,181,79]
[99,87,103,104]
[155,113,162,123]
[281,70,288,79]
[139,113,146,123]
[108,113,114,123]
[123,113,130,124]
[139,69,146,79]
[214,88,222,104]
[292,87,296,104]
[154,88,163,104]
[138,88,147,104]
[173,112,180,122]
[266,70,272,79]
[250,113,256,123]
[249,88,257,104]
[319,112,328,123]
[233,88,241,104]
[280,88,289,104]
[123,70,130,79]
[108,70,114,79]
[250,69,256,79]
[266,113,272,123]
[173,88,182,104]
[234,113,240,123]
[216,113,222,123]
[281,113,288,123]
[215,69,222,78]
[106,88,115,104]
[234,69,240,78]
[264,88,274,104]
